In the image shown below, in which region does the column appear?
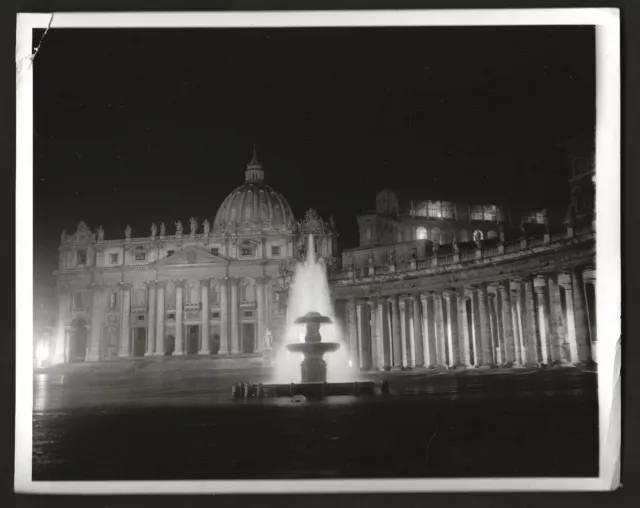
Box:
[175,281,184,355]
[118,284,131,357]
[347,297,359,367]
[368,299,381,370]
[476,285,494,366]
[548,275,569,364]
[218,278,229,354]
[499,282,516,365]
[443,290,459,367]
[87,286,104,361]
[433,292,447,366]
[390,295,403,369]
[256,278,266,353]
[558,273,579,364]
[420,294,436,367]
[230,278,239,354]
[378,299,391,370]
[400,297,414,368]
[146,281,156,355]
[510,283,524,365]
[487,290,502,365]
[356,300,371,370]
[582,269,597,362]
[523,277,541,364]
[155,282,165,355]
[572,268,592,363]
[412,295,425,368]
[199,280,210,355]
[534,276,551,364]
[468,289,482,366]
[456,291,471,367]
[53,291,70,364]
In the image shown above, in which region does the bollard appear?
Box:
[381,380,389,395]
[257,383,264,399]
[231,383,238,398]
[243,383,251,399]
[289,382,295,397]
[353,381,360,396]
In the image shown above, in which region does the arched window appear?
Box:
[431,227,442,244]
[486,230,498,239]
[273,203,283,224]
[416,226,428,240]
[473,229,484,242]
[458,229,471,242]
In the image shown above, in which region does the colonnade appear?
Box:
[341,267,596,371]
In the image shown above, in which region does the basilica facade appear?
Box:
[51,150,338,364]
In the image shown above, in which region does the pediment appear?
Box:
[155,246,228,266]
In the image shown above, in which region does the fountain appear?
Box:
[231,233,386,400]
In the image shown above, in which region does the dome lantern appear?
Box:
[245,145,264,183]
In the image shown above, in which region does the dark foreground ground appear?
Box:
[32,364,598,480]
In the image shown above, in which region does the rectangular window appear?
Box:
[240,247,253,256]
[427,201,442,218]
[168,313,175,320]
[137,315,144,321]
[135,252,146,261]
[442,202,456,219]
[271,246,280,256]
[484,205,497,222]
[110,253,119,263]
[167,250,174,257]
[243,310,253,317]
[212,311,220,319]
[211,248,219,256]
[77,249,87,265]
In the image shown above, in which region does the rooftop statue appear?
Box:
[175,220,183,236]
[150,222,157,239]
[125,224,132,239]
[160,222,166,237]
[97,226,105,242]
[203,219,210,237]
[189,217,197,235]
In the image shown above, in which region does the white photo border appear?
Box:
[15,8,621,494]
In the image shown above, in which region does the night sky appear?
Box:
[33,26,595,286]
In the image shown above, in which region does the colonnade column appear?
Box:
[523,277,540,365]
[420,293,436,367]
[347,297,359,367]
[53,291,70,364]
[175,282,184,355]
[498,282,516,366]
[487,290,502,365]
[356,300,371,370]
[467,288,482,366]
[155,282,165,355]
[510,282,524,365]
[548,276,569,364]
[581,268,597,361]
[412,295,424,368]
[87,285,104,361]
[368,299,381,370]
[476,285,494,366]
[199,280,210,355]
[378,299,391,370]
[558,273,579,364]
[230,278,239,354]
[533,276,551,364]
[146,281,157,355]
[443,290,459,368]
[256,277,266,353]
[118,284,131,357]
[572,268,592,363]
[457,291,472,367]
[433,292,447,366]
[390,296,403,369]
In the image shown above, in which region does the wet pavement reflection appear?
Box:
[32,365,598,480]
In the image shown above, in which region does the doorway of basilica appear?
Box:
[186,325,200,355]
[241,323,255,354]
[133,327,146,357]
[69,318,87,362]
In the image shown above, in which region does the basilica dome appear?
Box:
[213,148,295,230]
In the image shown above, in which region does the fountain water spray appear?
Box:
[270,233,357,383]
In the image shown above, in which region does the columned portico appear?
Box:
[368,299,382,370]
[347,297,359,367]
[256,277,266,353]
[219,278,229,354]
[433,292,447,366]
[356,299,371,370]
[146,282,157,355]
[87,285,104,361]
[510,281,524,365]
[230,278,239,354]
[498,282,516,366]
[534,276,551,364]
[523,277,540,365]
[457,290,472,367]
[572,268,592,363]
[558,272,579,364]
[420,293,436,367]
[53,291,70,364]
[548,275,570,364]
[442,290,459,368]
[411,295,424,368]
[155,282,166,355]
[476,284,494,367]
[390,295,403,369]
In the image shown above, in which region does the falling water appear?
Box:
[271,233,357,383]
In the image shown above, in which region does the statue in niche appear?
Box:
[264,328,273,349]
[160,222,166,237]
[175,220,183,236]
[124,224,132,239]
[474,232,482,249]
[329,215,337,231]
[367,251,374,268]
[189,217,197,235]
[61,229,67,244]
[388,246,397,265]
[108,292,117,310]
[150,222,157,239]
[298,242,307,261]
[432,242,440,257]
[96,226,105,242]
[411,247,417,260]
[519,220,528,237]
[452,233,459,253]
[203,219,210,237]
[348,254,355,270]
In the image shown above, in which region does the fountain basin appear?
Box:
[286,342,340,356]
[232,380,385,400]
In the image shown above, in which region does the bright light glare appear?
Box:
[35,342,49,366]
